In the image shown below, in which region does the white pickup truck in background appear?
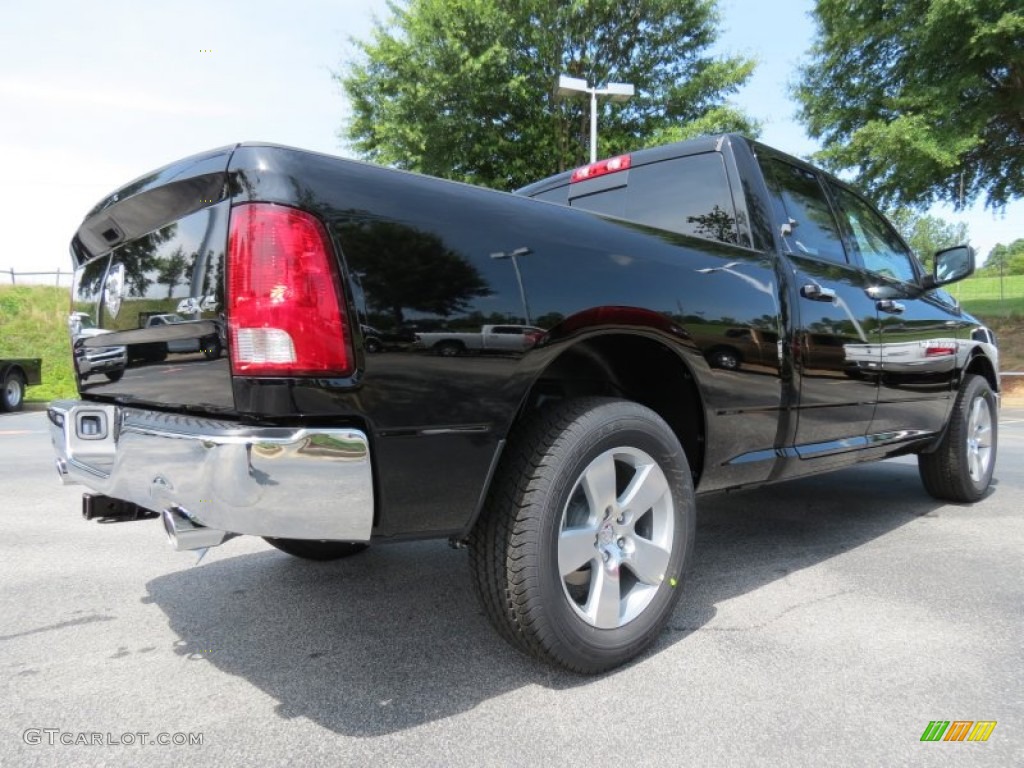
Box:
[414,324,544,356]
[143,313,223,358]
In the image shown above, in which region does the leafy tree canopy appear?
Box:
[796,0,1024,210]
[339,0,758,190]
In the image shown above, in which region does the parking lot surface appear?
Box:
[2,408,1022,767]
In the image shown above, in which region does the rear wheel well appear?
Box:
[964,351,999,393]
[2,364,26,384]
[518,334,705,483]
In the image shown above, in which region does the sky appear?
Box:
[1,0,1020,280]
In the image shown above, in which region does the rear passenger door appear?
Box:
[826,182,963,435]
[758,155,882,455]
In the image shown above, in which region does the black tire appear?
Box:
[435,341,463,357]
[1,370,26,412]
[918,374,998,502]
[469,397,695,674]
[202,338,222,360]
[364,337,383,354]
[105,370,125,383]
[708,347,741,371]
[263,538,369,561]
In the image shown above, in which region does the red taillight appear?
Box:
[227,203,352,376]
[570,154,631,183]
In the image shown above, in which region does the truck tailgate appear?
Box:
[70,146,236,413]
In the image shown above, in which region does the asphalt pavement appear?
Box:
[1,407,1021,767]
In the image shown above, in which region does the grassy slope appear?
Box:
[0,285,75,401]
[1,284,1021,404]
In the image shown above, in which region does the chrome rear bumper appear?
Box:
[48,400,374,543]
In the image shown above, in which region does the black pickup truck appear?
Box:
[49,135,999,672]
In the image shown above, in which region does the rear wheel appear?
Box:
[435,341,463,357]
[469,397,695,673]
[918,374,998,502]
[105,370,124,383]
[1,370,26,412]
[263,538,368,561]
[202,337,222,360]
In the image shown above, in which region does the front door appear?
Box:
[825,182,963,436]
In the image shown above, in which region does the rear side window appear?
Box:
[568,153,742,245]
[760,158,848,264]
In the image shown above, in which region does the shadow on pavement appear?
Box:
[145,459,948,736]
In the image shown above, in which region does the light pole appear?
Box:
[490,247,533,326]
[556,75,635,163]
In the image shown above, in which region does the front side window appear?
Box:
[829,184,917,283]
[760,158,847,264]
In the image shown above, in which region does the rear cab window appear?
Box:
[570,153,743,246]
[525,151,749,248]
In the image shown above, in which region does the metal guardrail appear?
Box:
[2,268,72,286]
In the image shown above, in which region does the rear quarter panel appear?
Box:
[227,145,786,536]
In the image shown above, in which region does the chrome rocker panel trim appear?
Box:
[48,400,373,542]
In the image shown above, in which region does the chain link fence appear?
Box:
[946,273,1024,317]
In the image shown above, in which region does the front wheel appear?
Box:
[918,374,998,502]
[1,370,26,412]
[708,347,741,371]
[263,538,368,561]
[469,397,695,673]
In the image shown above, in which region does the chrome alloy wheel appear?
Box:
[966,395,993,483]
[5,378,23,408]
[558,446,675,629]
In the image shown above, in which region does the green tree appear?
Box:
[795,0,1024,210]
[887,209,969,271]
[339,0,758,190]
[156,247,190,299]
[982,239,1024,275]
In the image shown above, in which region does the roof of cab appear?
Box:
[514,133,747,198]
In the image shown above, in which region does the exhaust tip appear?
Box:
[160,508,177,546]
[161,507,235,552]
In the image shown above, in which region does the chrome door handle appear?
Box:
[877,300,905,314]
[800,283,837,302]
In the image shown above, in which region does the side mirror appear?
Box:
[923,244,975,289]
